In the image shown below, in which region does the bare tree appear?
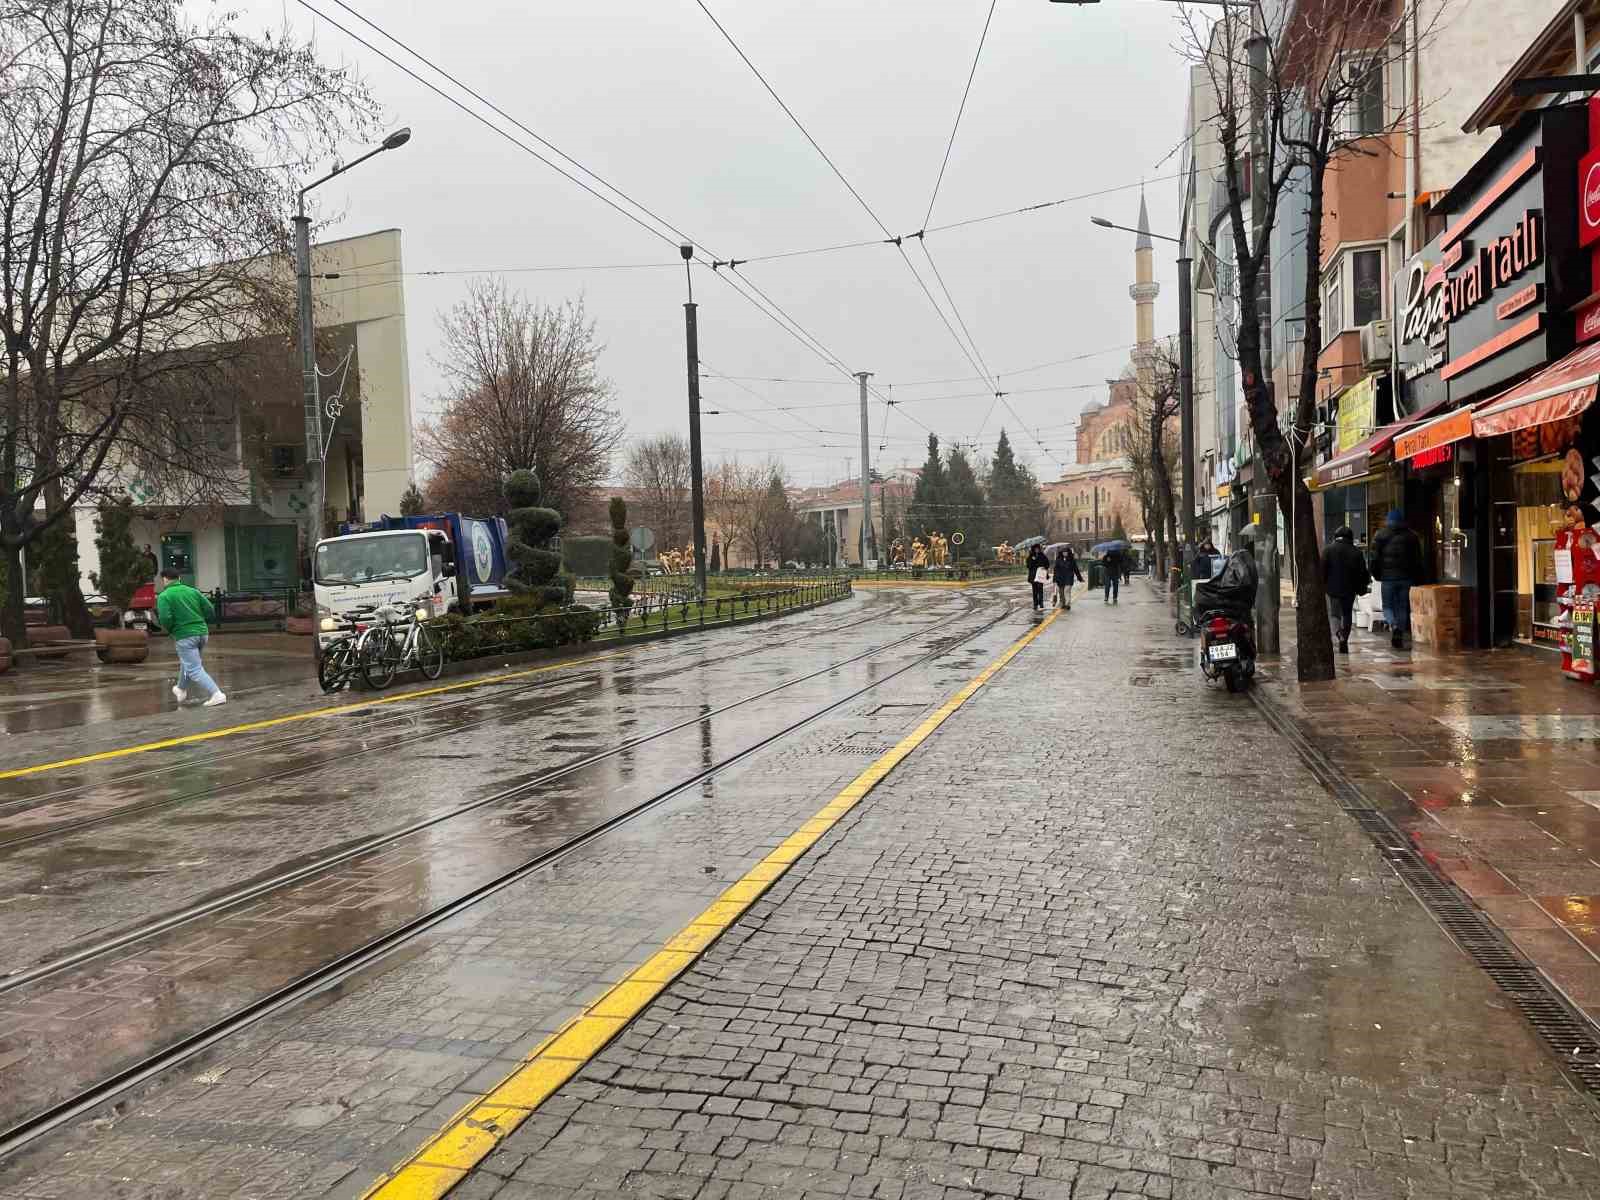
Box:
[0,0,376,641]
[1181,0,1427,682]
[1131,343,1181,584]
[707,458,791,568]
[419,280,625,521]
[622,434,691,551]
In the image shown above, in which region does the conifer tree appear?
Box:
[89,499,149,613]
[504,470,572,606]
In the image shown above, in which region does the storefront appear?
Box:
[1389,99,1600,666]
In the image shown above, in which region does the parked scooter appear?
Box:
[1193,544,1259,693]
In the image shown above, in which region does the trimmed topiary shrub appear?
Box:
[504,470,572,606]
[608,497,640,619]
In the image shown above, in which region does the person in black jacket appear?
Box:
[1101,547,1123,603]
[1369,510,1425,650]
[1322,526,1370,655]
[1052,547,1084,610]
[1025,544,1049,611]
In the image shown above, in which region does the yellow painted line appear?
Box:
[362,607,1059,1200]
[0,649,632,783]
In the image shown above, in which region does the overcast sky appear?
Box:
[241,0,1191,486]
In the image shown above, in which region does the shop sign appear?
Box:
[1394,407,1473,460]
[1580,298,1600,344]
[1581,144,1600,249]
[1336,375,1377,453]
[1410,444,1454,469]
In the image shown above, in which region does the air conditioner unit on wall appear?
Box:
[1358,320,1391,367]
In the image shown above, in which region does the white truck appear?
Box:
[312,513,513,652]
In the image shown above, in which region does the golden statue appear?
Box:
[929,532,948,568]
[890,537,906,565]
[911,538,928,567]
[995,540,1014,564]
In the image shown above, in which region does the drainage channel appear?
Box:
[1248,685,1600,1099]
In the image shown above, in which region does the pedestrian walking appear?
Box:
[156,568,226,707]
[1101,546,1122,603]
[1369,510,1424,650]
[1322,525,1371,655]
[1052,546,1083,610]
[142,543,160,581]
[1026,544,1049,611]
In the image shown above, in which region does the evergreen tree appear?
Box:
[945,446,989,559]
[89,499,148,613]
[710,537,722,573]
[1111,514,1129,542]
[984,429,1051,545]
[908,434,946,538]
[399,482,425,516]
[608,497,639,617]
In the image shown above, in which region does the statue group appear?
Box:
[891,532,949,569]
[994,541,1016,564]
[658,544,696,574]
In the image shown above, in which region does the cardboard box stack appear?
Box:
[1409,585,1463,650]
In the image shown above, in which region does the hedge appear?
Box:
[431,601,604,662]
[561,535,613,578]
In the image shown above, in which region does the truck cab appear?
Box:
[313,529,453,649]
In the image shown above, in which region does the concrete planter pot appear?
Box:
[95,627,149,664]
[28,625,73,659]
[284,615,315,636]
[0,637,10,673]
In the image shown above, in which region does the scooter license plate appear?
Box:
[1208,642,1238,662]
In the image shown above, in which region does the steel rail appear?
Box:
[0,596,1017,1163]
[0,594,993,996]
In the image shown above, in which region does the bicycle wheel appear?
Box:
[318,639,353,692]
[360,627,399,689]
[415,623,445,680]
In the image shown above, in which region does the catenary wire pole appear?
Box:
[857,372,874,567]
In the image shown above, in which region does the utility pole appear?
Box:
[293,207,321,566]
[1177,254,1196,550]
[681,243,708,600]
[856,371,874,567]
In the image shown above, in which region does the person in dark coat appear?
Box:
[1322,526,1371,655]
[1369,510,1425,649]
[1052,547,1084,610]
[1025,544,1049,611]
[1101,546,1123,603]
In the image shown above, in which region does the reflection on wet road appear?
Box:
[0,589,1016,1130]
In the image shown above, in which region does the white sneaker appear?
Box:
[172,685,187,703]
[202,691,228,707]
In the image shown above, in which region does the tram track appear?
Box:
[0,593,996,995]
[0,594,1019,1162]
[0,591,902,842]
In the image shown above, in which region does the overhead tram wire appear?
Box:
[921,0,998,232]
[311,1,939,465]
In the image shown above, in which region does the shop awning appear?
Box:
[1472,339,1600,439]
[1313,396,1451,488]
[1394,405,1475,461]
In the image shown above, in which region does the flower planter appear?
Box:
[95,627,149,664]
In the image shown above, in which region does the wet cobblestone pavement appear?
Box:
[4,587,1600,1198]
[1264,606,1600,1034]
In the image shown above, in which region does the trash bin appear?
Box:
[1088,561,1103,590]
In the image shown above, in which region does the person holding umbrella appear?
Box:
[1101,544,1124,603]
[1025,542,1049,611]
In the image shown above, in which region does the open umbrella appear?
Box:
[1091,539,1130,557]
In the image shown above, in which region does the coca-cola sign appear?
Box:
[1582,145,1600,249]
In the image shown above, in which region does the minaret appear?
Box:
[1130,189,1160,390]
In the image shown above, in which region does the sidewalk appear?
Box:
[1262,604,1600,1026]
[347,593,1600,1200]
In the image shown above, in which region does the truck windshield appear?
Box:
[315,534,429,585]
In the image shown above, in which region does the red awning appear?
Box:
[1472,340,1600,439]
[1314,397,1451,488]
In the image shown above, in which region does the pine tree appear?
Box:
[399,482,425,516]
[89,499,149,612]
[945,446,989,559]
[985,429,1050,545]
[908,434,946,538]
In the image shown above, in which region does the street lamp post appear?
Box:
[295,127,410,567]
[1090,215,1218,553]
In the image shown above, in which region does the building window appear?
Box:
[1324,269,1343,341]
[1338,55,1384,140]
[1352,247,1383,326]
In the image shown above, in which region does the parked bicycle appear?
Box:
[317,604,379,693]
[358,603,445,689]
